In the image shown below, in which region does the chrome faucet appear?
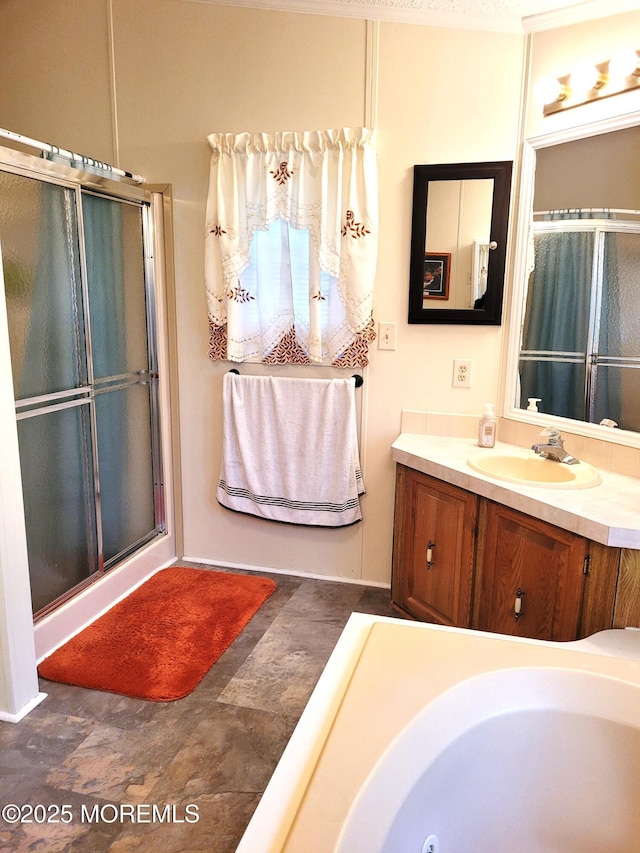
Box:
[531,428,580,464]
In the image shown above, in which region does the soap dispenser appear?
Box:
[478,403,497,448]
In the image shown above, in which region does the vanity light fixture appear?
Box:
[540,49,640,116]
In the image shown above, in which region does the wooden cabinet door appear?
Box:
[392,466,477,627]
[473,501,588,641]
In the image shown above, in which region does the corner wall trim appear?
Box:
[365,19,379,130]
[0,691,47,724]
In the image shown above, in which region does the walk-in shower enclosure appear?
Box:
[0,146,168,618]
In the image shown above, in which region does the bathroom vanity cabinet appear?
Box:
[391,465,635,642]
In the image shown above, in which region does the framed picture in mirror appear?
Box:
[422,253,450,300]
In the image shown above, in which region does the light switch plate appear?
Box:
[378,322,397,350]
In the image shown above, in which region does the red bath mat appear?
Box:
[38,566,276,701]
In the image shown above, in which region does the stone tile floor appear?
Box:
[0,563,400,852]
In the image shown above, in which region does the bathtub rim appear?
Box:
[235,612,383,853]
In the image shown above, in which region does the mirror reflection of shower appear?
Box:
[518,210,640,432]
[513,125,640,434]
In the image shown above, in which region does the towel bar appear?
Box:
[227,368,363,387]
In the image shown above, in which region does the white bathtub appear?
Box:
[237,618,640,853]
[339,666,640,853]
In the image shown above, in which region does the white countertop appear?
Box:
[392,433,640,549]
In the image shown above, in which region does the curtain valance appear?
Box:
[204,127,378,365]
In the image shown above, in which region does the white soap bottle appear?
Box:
[478,403,497,448]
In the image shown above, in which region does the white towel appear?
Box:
[217,372,364,527]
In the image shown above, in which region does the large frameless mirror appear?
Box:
[408,161,512,325]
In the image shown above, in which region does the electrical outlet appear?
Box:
[453,358,472,388]
[378,322,397,350]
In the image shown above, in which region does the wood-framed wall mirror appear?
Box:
[408,161,513,325]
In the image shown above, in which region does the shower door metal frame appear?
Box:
[0,146,167,617]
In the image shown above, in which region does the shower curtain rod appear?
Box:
[0,128,145,184]
[534,207,640,216]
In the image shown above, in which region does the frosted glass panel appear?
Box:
[95,384,155,563]
[84,191,157,565]
[82,193,149,379]
[17,406,98,613]
[600,232,640,358]
[592,365,640,433]
[0,171,86,399]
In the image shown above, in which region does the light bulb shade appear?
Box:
[535,76,566,105]
[570,61,602,95]
[609,48,640,82]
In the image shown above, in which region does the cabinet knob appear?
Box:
[514,587,525,621]
[427,540,435,569]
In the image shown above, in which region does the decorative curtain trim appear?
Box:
[208,316,376,368]
[204,127,378,366]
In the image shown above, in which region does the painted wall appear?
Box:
[0,0,526,588]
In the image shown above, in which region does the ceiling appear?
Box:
[210,0,640,32]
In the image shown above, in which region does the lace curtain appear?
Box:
[204,127,378,366]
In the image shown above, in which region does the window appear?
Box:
[204,128,378,367]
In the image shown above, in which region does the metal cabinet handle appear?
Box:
[514,587,525,621]
[427,540,435,569]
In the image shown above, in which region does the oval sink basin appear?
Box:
[467,449,601,489]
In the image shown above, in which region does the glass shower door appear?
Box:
[2,172,98,613]
[1,165,165,617]
[82,192,159,566]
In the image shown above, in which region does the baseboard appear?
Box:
[180,556,391,589]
